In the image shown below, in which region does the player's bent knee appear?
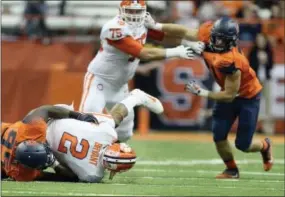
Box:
[235,140,251,152]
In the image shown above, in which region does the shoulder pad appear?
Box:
[101,17,131,41]
[198,21,214,43]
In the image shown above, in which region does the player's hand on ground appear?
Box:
[177,45,196,59]
[77,113,99,124]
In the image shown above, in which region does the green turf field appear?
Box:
[2,137,284,196]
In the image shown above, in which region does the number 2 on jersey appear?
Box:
[58,132,90,160]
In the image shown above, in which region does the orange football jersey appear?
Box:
[198,22,262,99]
[1,119,47,181]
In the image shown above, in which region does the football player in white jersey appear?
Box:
[46,89,163,183]
[79,0,205,142]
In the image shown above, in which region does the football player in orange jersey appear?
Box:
[145,16,273,179]
[1,105,98,181]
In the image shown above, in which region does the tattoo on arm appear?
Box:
[110,104,128,127]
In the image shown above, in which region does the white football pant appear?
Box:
[79,72,134,142]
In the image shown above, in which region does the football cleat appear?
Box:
[261,138,274,171]
[216,168,240,179]
[130,89,164,114]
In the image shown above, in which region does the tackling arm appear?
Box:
[186,70,241,102]
[22,105,98,124]
[161,23,199,41]
[107,36,195,61]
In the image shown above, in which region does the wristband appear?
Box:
[154,23,163,31]
[165,48,180,58]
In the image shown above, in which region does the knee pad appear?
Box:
[116,110,134,142]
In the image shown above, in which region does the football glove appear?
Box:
[185,80,209,97]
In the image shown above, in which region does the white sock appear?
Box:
[120,95,141,113]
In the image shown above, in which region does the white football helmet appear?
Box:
[103,143,136,180]
[119,0,147,28]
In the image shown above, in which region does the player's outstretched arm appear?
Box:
[185,70,241,102]
[144,13,198,41]
[22,105,98,124]
[108,36,196,61]
[144,13,204,54]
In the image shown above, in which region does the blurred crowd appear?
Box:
[149,0,284,45]
[13,0,284,46]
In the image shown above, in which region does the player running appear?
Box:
[79,0,204,142]
[1,106,97,181]
[145,16,274,179]
[45,89,163,182]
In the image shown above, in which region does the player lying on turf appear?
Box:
[1,106,98,181]
[145,16,274,179]
[4,89,163,182]
[79,0,204,143]
[44,89,163,182]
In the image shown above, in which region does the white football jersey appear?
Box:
[46,115,117,183]
[87,15,148,88]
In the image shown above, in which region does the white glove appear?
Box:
[181,40,205,55]
[144,12,162,31]
[185,80,209,97]
[166,45,196,60]
[120,143,132,153]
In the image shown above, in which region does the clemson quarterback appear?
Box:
[145,16,273,179]
[79,0,204,143]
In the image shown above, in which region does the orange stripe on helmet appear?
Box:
[120,0,145,7]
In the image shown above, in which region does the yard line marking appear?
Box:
[1,191,159,196]
[103,183,284,191]
[118,176,284,183]
[136,159,284,166]
[132,168,284,176]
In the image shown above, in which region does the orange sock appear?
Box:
[224,160,238,169]
[261,140,269,152]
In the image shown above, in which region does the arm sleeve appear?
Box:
[107,37,143,57]
[147,29,165,41]
[198,21,213,43]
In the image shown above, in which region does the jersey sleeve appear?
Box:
[217,58,238,75]
[147,29,165,41]
[107,37,143,57]
[198,21,214,43]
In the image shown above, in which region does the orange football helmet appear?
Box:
[103,143,136,180]
[119,0,146,28]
